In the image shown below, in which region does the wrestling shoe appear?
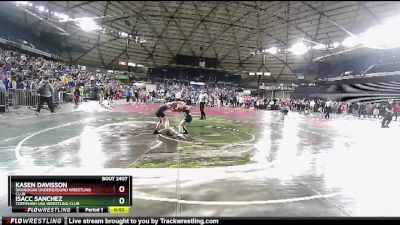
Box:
[153,130,159,134]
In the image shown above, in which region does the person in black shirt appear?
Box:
[381,99,393,128]
[153,101,176,134]
[171,101,192,134]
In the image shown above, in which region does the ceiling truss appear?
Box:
[1,1,400,82]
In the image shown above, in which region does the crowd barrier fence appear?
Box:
[0,88,8,112]
[10,89,39,107]
[0,88,64,112]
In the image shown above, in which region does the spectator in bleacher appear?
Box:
[29,79,38,90]
[11,76,17,89]
[2,76,9,90]
[0,76,5,91]
[69,79,76,90]
[62,74,69,85]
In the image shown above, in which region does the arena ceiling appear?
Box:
[2,1,400,82]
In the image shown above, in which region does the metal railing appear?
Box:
[7,88,39,108]
[0,88,64,112]
[53,90,64,106]
[0,88,8,112]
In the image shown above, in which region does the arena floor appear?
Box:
[1,102,400,216]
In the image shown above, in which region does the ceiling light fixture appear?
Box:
[76,18,100,31]
[332,42,340,48]
[342,35,361,48]
[265,47,277,54]
[139,37,146,43]
[16,1,28,5]
[120,32,128,37]
[313,43,326,50]
[289,42,308,55]
[57,13,70,21]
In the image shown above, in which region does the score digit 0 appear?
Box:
[119,197,125,205]
[119,186,125,193]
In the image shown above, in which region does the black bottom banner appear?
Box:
[2,217,400,225]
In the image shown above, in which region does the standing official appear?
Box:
[324,99,332,119]
[36,76,55,115]
[381,99,394,128]
[198,90,208,120]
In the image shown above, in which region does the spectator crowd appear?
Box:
[1,44,399,123]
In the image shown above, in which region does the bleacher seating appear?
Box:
[368,62,400,74]
[0,16,54,54]
[149,67,240,84]
[318,56,377,78]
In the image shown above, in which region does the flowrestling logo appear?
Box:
[67,218,219,225]
[1,218,220,225]
[3,218,63,224]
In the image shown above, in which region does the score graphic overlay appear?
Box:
[1,217,221,225]
[8,176,132,213]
